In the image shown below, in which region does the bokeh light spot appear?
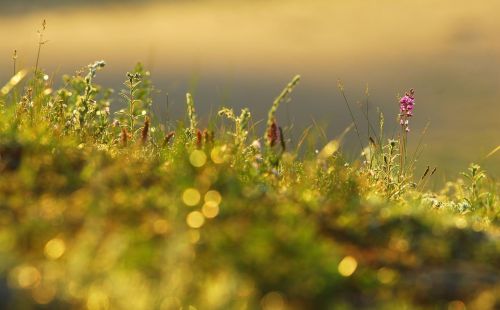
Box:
[182,188,201,206]
[87,288,109,310]
[338,256,358,277]
[377,267,398,284]
[455,217,467,229]
[153,219,170,234]
[187,211,205,228]
[210,147,225,164]
[189,150,207,167]
[16,265,41,289]
[205,190,222,205]
[44,238,66,260]
[202,203,219,219]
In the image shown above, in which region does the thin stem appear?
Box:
[129,83,135,132]
[337,81,364,151]
[365,85,369,143]
[398,128,404,182]
[420,167,436,191]
[359,99,380,145]
[165,93,170,131]
[34,20,46,78]
[33,20,46,122]
[13,50,17,76]
[11,50,19,104]
[407,122,430,173]
[285,99,294,144]
[34,42,42,78]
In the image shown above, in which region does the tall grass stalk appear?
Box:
[337,80,364,150]
[12,50,17,76]
[34,20,47,77]
[32,19,47,121]
[265,75,300,145]
[186,93,197,136]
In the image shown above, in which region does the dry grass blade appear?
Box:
[317,123,353,161]
[295,125,312,153]
[485,145,500,159]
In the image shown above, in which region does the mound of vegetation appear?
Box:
[0,26,498,309]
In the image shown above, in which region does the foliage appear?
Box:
[0,39,498,309]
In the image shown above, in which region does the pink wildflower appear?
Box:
[399,89,415,132]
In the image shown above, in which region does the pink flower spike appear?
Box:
[399,95,414,105]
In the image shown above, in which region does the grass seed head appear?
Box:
[163,131,175,147]
[141,116,150,145]
[121,127,129,147]
[196,129,203,148]
[267,118,279,147]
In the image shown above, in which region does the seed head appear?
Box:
[141,117,150,145]
[196,129,203,148]
[163,131,175,147]
[203,129,214,144]
[267,118,279,147]
[121,127,129,147]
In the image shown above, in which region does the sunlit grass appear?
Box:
[0,21,498,309]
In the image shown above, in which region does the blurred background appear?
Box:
[0,0,499,181]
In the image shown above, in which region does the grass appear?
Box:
[0,24,498,310]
